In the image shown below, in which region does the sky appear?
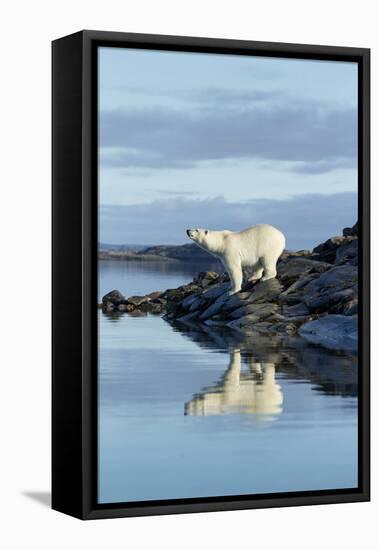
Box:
[98,47,358,250]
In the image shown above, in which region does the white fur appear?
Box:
[187,224,285,295]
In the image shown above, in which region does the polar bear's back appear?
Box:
[232,224,285,260]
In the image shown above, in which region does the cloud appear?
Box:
[99,94,357,174]
[99,192,357,250]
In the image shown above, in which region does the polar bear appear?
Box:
[186,224,285,295]
[185,348,283,419]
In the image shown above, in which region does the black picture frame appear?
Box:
[52,30,370,520]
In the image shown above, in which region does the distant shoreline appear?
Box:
[98,251,179,262]
[98,243,215,263]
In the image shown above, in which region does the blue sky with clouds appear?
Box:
[98,47,358,250]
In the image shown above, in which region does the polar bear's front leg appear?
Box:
[226,258,243,295]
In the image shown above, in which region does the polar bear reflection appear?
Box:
[185,349,283,420]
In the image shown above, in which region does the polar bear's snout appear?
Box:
[187,228,202,240]
[186,228,208,240]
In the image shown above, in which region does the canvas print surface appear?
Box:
[98,47,358,504]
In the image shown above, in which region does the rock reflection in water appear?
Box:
[167,320,358,420]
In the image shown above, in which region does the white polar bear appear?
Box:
[186,224,285,295]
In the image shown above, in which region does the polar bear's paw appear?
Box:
[228,287,242,296]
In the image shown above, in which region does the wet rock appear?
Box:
[102,289,125,306]
[299,315,358,351]
[230,302,279,320]
[199,300,227,320]
[166,301,182,315]
[227,314,263,329]
[282,302,310,318]
[176,311,200,323]
[272,322,298,335]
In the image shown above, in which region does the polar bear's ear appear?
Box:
[204,230,209,235]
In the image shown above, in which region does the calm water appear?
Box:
[98,261,358,504]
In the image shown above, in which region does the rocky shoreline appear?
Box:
[101,223,358,352]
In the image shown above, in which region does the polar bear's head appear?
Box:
[186,228,209,246]
[186,228,225,256]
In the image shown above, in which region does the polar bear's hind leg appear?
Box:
[248,266,264,282]
[260,256,277,282]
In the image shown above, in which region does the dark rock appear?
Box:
[147,291,163,301]
[277,294,304,305]
[199,300,227,320]
[227,314,264,329]
[202,282,230,301]
[118,303,135,312]
[194,271,219,283]
[277,257,330,285]
[176,311,200,324]
[282,302,310,318]
[311,235,356,264]
[164,289,186,302]
[126,295,150,306]
[139,301,163,313]
[182,293,202,309]
[334,297,358,316]
[102,289,125,306]
[244,279,284,303]
[219,272,230,283]
[189,295,208,312]
[299,315,357,351]
[335,238,358,266]
[343,222,358,237]
[279,274,317,297]
[280,249,311,261]
[230,302,279,320]
[166,301,182,314]
[222,292,252,311]
[273,322,298,335]
[303,265,357,313]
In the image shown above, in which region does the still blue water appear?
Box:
[98,260,358,503]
